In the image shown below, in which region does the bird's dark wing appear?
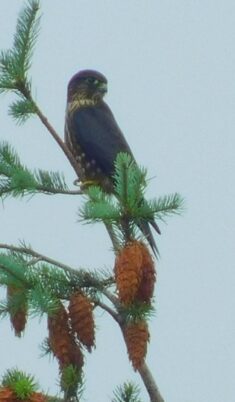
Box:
[69,102,134,177]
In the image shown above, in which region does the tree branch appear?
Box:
[104,223,120,255]
[34,103,85,181]
[37,186,83,195]
[118,322,164,402]
[138,362,165,402]
[96,300,120,323]
[101,288,119,307]
[0,243,76,273]
[0,243,114,290]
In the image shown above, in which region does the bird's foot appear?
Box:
[80,180,99,191]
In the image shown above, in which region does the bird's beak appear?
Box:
[98,82,108,94]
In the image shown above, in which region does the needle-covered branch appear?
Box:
[80,153,184,247]
[0,142,82,198]
[112,381,142,402]
[1,369,44,401]
[0,0,40,121]
[0,0,82,180]
[0,244,119,341]
[0,242,114,292]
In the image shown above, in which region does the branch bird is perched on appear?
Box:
[65,70,160,256]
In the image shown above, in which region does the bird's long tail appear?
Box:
[138,220,161,258]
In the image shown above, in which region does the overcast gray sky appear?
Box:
[0,1,235,401]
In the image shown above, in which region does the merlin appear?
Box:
[65,70,160,255]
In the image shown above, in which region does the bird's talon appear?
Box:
[80,180,98,190]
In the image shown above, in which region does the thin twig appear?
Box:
[104,223,120,255]
[0,243,115,292]
[102,288,119,307]
[96,300,120,323]
[26,257,42,266]
[34,103,85,181]
[0,243,77,274]
[37,187,83,195]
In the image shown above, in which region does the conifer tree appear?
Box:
[0,2,184,402]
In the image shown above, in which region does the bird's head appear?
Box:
[67,70,108,104]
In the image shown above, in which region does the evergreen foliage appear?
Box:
[81,152,184,246]
[0,0,40,122]
[112,382,142,402]
[9,98,37,124]
[0,253,28,286]
[0,245,113,324]
[60,365,84,401]
[0,142,72,198]
[2,368,39,398]
[119,302,155,324]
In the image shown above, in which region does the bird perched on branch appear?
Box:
[64,69,160,255]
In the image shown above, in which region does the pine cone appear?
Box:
[124,320,149,370]
[0,387,16,402]
[0,388,47,402]
[48,303,83,369]
[7,286,27,337]
[115,242,143,305]
[136,243,156,302]
[69,292,95,352]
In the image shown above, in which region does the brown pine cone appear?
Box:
[114,241,143,305]
[69,292,95,352]
[0,387,16,402]
[48,303,83,369]
[136,243,156,302]
[7,286,27,337]
[124,320,150,370]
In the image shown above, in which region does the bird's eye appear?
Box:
[86,77,99,85]
[86,77,95,84]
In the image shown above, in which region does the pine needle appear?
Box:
[0,0,40,95]
[112,382,142,402]
[0,142,71,198]
[80,153,185,250]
